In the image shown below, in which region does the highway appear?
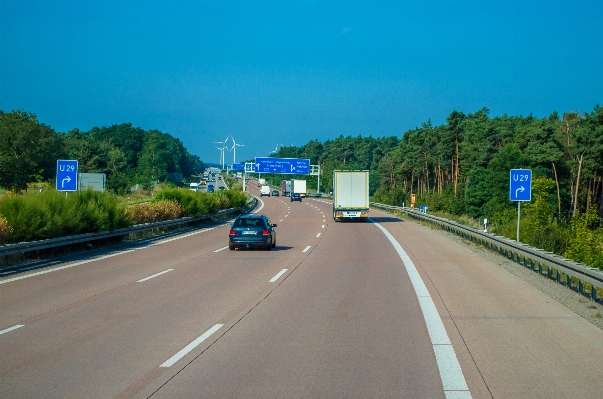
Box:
[1,182,602,398]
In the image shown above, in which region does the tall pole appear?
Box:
[516,202,521,242]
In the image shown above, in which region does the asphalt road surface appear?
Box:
[1,183,602,398]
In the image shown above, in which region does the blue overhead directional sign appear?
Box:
[255,157,310,175]
[231,164,245,171]
[509,169,532,201]
[56,160,78,191]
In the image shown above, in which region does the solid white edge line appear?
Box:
[370,218,471,397]
[269,269,288,282]
[302,246,311,252]
[137,269,173,283]
[0,325,24,335]
[214,246,228,252]
[160,324,224,368]
[316,233,321,237]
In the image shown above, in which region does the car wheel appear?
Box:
[229,242,234,250]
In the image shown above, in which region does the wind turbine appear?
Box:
[213,134,232,170]
[230,136,244,165]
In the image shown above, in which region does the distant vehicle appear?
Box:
[260,185,271,197]
[281,180,291,196]
[290,193,302,202]
[333,170,369,222]
[291,179,307,198]
[189,183,200,192]
[272,190,279,196]
[199,179,207,185]
[229,214,277,250]
[218,186,226,190]
[217,176,222,180]
[207,184,215,192]
[258,178,266,187]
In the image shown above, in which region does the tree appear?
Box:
[0,110,62,191]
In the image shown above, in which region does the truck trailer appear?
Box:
[291,179,307,197]
[332,170,369,222]
[281,180,291,196]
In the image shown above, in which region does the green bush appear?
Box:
[0,189,128,243]
[126,200,184,224]
[0,214,13,245]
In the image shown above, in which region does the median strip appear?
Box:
[160,324,224,368]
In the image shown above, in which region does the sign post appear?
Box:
[509,169,532,242]
[56,160,78,193]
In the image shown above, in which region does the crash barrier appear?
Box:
[370,202,603,304]
[0,196,258,265]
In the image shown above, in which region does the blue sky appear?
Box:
[1,0,601,166]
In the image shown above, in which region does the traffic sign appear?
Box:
[231,164,245,171]
[254,157,310,175]
[56,160,78,191]
[509,169,532,201]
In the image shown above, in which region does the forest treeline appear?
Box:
[0,110,204,194]
[268,105,603,267]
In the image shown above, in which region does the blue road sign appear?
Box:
[231,164,245,171]
[56,160,78,191]
[255,157,310,175]
[509,169,532,201]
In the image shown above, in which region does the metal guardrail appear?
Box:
[0,196,258,259]
[370,202,603,303]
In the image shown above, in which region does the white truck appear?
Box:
[258,178,266,187]
[332,170,369,222]
[291,179,307,197]
[260,185,271,197]
[189,182,200,192]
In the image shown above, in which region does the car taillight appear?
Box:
[262,229,270,236]
[229,229,236,236]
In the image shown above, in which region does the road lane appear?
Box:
[152,201,446,398]
[368,207,603,398]
[1,191,302,398]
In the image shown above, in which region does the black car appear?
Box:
[272,190,279,197]
[229,214,277,250]
[290,193,302,202]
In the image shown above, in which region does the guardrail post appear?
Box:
[592,285,598,302]
[556,269,561,284]
[566,274,572,289]
[578,280,584,296]
[538,262,542,275]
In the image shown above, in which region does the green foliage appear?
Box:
[0,189,128,243]
[0,110,63,191]
[0,214,13,245]
[564,208,603,269]
[126,200,184,225]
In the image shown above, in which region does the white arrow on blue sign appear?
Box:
[509,169,532,201]
[254,157,310,175]
[56,160,78,191]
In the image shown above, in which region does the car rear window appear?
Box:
[234,218,265,228]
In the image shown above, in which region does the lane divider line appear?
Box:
[370,218,472,398]
[322,225,325,228]
[214,246,228,252]
[160,324,224,368]
[0,325,24,335]
[302,246,311,253]
[137,269,173,283]
[269,269,288,282]
[316,233,321,237]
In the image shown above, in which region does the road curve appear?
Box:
[1,183,602,398]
